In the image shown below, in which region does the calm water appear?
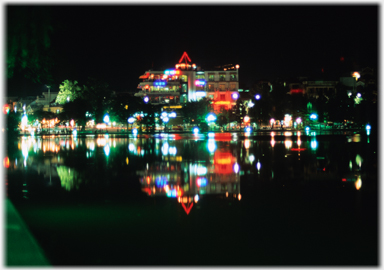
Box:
[6,132,378,266]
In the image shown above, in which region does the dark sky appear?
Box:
[6,4,379,96]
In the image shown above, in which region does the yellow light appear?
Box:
[271,139,275,147]
[126,157,129,165]
[355,176,362,190]
[285,140,292,149]
[226,192,228,197]
[216,157,232,165]
[214,101,231,105]
[236,65,240,69]
[238,194,242,201]
[244,139,250,149]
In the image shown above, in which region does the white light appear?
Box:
[248,101,255,108]
[168,112,177,118]
[256,161,261,171]
[249,154,255,163]
[233,163,240,173]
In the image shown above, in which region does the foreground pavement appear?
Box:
[5,199,50,266]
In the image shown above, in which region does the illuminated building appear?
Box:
[135,52,239,111]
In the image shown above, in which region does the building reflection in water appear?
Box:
[138,144,241,215]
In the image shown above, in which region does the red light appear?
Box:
[3,157,9,169]
[323,168,326,171]
[290,148,306,151]
[340,56,344,62]
[181,202,193,215]
[290,89,303,94]
[178,51,192,64]
[342,178,347,182]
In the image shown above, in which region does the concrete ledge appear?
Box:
[5,199,50,266]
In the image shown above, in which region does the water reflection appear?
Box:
[6,132,375,211]
[137,148,241,215]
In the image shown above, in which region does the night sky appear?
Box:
[6,4,379,96]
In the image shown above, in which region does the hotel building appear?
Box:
[135,52,240,112]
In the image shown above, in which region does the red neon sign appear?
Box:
[179,51,192,64]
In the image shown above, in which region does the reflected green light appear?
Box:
[57,166,82,191]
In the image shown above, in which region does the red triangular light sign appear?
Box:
[181,202,194,215]
[179,51,192,64]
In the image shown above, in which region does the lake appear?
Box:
[6,131,378,266]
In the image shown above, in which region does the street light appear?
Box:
[206,113,217,131]
[255,94,261,100]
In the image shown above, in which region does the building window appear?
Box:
[219,84,226,91]
[230,83,236,90]
[220,94,225,100]
[230,74,237,81]
[208,84,215,91]
[208,74,215,81]
[219,74,226,81]
[181,75,188,82]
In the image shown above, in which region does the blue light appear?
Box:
[305,126,310,131]
[155,176,168,188]
[163,117,169,123]
[310,113,318,120]
[132,128,138,135]
[366,124,371,130]
[255,94,261,100]
[193,127,199,134]
[144,96,149,103]
[166,189,177,198]
[154,80,167,87]
[103,114,110,123]
[197,177,207,187]
[232,93,239,99]
[206,113,217,122]
[72,129,77,137]
[245,127,252,133]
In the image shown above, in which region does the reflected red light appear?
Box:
[214,151,236,174]
[290,148,306,151]
[290,89,304,94]
[3,157,9,169]
[181,202,193,215]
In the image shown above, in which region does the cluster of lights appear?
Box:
[154,80,167,87]
[164,69,180,75]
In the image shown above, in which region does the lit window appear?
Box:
[208,74,215,81]
[219,74,226,81]
[230,74,237,81]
